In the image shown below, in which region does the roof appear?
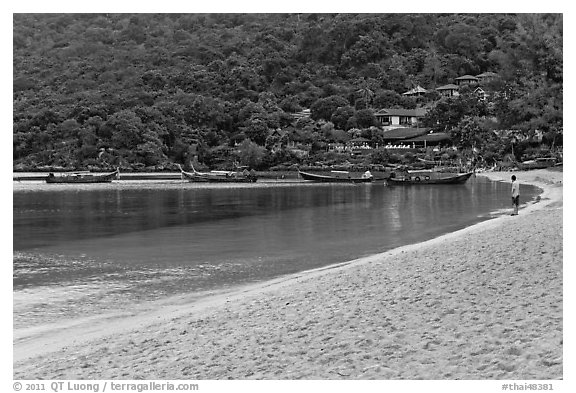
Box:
[402,85,428,95]
[403,132,451,143]
[436,84,459,90]
[374,108,428,117]
[381,127,430,140]
[292,109,311,119]
[455,75,479,81]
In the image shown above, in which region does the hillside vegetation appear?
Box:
[13,13,563,171]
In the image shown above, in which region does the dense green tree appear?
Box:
[278,96,302,113]
[373,90,403,109]
[310,95,350,121]
[422,91,489,132]
[107,110,144,150]
[354,109,377,128]
[242,118,269,146]
[370,149,390,165]
[236,139,267,169]
[451,116,494,151]
[13,13,563,170]
[330,106,355,130]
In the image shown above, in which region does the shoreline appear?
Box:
[13,169,563,379]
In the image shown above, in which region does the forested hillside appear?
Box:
[13,13,563,171]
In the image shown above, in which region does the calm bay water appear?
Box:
[13,177,540,329]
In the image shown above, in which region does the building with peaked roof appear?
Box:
[374,108,429,129]
[474,86,489,100]
[455,75,479,86]
[476,72,498,84]
[435,83,460,97]
[402,85,428,96]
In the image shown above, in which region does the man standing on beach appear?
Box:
[511,175,520,215]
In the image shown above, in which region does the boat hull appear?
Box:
[387,172,473,185]
[204,177,257,183]
[45,170,119,184]
[180,166,257,183]
[194,175,257,183]
[180,171,210,182]
[518,158,557,170]
[299,171,373,183]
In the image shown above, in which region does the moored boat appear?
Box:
[387,170,473,185]
[178,164,258,183]
[45,168,119,184]
[517,157,557,170]
[299,170,374,183]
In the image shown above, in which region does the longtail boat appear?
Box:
[177,164,257,183]
[517,157,557,170]
[387,170,473,185]
[298,170,374,183]
[45,168,119,184]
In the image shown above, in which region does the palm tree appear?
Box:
[356,79,375,109]
[356,84,374,109]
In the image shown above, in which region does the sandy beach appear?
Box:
[13,169,563,380]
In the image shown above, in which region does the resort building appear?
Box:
[435,84,460,97]
[395,72,497,101]
[476,72,499,84]
[402,85,428,97]
[454,75,479,86]
[374,108,429,130]
[379,127,451,149]
[474,87,489,100]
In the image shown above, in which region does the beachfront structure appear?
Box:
[326,127,452,154]
[374,108,429,129]
[380,127,429,144]
[347,137,373,155]
[379,128,451,149]
[401,131,451,148]
[348,137,371,148]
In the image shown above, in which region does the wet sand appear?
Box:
[13,169,563,379]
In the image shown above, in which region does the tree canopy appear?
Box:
[13,13,562,170]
